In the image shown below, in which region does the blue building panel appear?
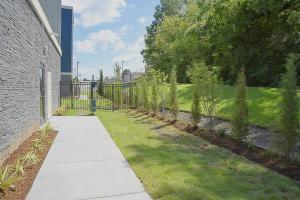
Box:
[61,7,73,74]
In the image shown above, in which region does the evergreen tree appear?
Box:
[191,86,201,127]
[114,62,121,82]
[142,77,150,112]
[129,84,134,108]
[277,54,299,157]
[232,68,249,140]
[169,67,179,120]
[134,83,140,108]
[97,69,104,96]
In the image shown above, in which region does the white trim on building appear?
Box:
[28,0,62,56]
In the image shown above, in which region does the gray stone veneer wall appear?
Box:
[0,0,61,163]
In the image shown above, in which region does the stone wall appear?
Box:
[0,0,61,163]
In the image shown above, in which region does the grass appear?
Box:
[177,84,300,127]
[60,97,113,110]
[96,110,300,200]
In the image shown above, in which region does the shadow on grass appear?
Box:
[123,114,300,199]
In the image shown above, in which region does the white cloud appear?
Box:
[119,25,132,36]
[114,36,145,72]
[75,29,125,53]
[62,0,127,28]
[137,17,147,24]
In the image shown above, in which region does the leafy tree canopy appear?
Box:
[143,0,300,86]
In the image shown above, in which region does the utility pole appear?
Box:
[122,61,125,73]
[76,61,80,81]
[121,60,125,81]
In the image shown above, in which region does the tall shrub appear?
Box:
[191,85,201,127]
[276,54,299,157]
[187,62,220,132]
[97,69,104,96]
[129,84,134,108]
[148,69,167,115]
[169,67,179,120]
[115,84,122,108]
[141,77,150,112]
[133,83,140,108]
[232,68,248,140]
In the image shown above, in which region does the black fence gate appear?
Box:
[60,81,135,111]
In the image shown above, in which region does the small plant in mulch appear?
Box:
[0,122,56,197]
[31,138,47,152]
[0,166,23,195]
[53,106,67,116]
[43,122,55,133]
[13,158,24,175]
[22,151,41,168]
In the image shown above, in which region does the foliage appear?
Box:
[169,67,179,119]
[191,85,201,127]
[0,166,22,194]
[31,138,46,152]
[38,129,49,143]
[13,158,24,175]
[232,68,249,140]
[129,84,134,108]
[187,62,221,131]
[147,69,168,115]
[275,54,299,157]
[159,82,169,115]
[44,122,54,133]
[97,69,104,96]
[114,63,122,81]
[133,83,140,108]
[114,84,122,107]
[53,106,67,116]
[141,77,151,112]
[22,151,40,167]
[144,0,300,86]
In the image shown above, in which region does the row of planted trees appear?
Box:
[188,54,299,159]
[141,55,298,159]
[99,54,298,159]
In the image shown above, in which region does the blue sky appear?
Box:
[62,0,160,80]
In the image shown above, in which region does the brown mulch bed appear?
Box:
[129,109,300,183]
[0,131,57,200]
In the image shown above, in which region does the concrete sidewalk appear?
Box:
[26,116,152,200]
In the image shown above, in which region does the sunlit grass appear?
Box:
[96,110,300,200]
[177,84,300,127]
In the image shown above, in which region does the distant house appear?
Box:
[123,72,144,82]
[0,0,63,163]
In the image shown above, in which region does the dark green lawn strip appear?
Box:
[178,84,300,127]
[96,110,300,200]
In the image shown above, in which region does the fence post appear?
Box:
[71,81,74,109]
[112,84,115,111]
[90,81,96,113]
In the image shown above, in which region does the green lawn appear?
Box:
[60,97,113,110]
[96,110,300,200]
[177,84,300,127]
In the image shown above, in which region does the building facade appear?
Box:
[61,6,73,82]
[0,0,62,163]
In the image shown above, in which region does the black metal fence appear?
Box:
[60,81,136,111]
